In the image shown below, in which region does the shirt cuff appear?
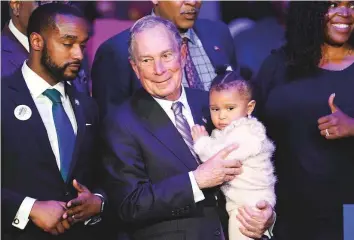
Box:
[84,193,103,226]
[188,171,205,203]
[267,211,276,237]
[12,197,36,230]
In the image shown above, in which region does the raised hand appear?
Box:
[62,179,102,222]
[193,144,242,189]
[191,124,209,141]
[318,93,354,139]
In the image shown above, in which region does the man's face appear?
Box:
[11,1,70,34]
[40,14,89,81]
[153,0,202,31]
[130,24,187,101]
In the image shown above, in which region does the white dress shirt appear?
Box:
[12,61,77,230]
[8,19,30,52]
[153,87,205,203]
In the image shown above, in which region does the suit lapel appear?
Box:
[185,88,213,133]
[1,25,29,69]
[6,70,61,176]
[193,20,230,71]
[132,89,198,170]
[65,83,86,183]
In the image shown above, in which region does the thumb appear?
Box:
[256,200,268,210]
[73,179,88,193]
[328,93,338,113]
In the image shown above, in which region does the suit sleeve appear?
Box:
[1,188,27,228]
[225,25,238,72]
[218,21,238,73]
[101,110,196,224]
[91,37,140,119]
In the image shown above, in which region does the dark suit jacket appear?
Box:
[1,24,90,95]
[1,25,28,77]
[1,69,106,240]
[91,18,238,119]
[101,88,227,240]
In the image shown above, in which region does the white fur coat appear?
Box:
[194,117,277,211]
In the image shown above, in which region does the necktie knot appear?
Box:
[43,89,62,104]
[171,101,183,116]
[182,37,189,45]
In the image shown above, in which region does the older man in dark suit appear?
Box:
[92,0,238,118]
[1,4,109,240]
[1,0,89,95]
[101,15,275,240]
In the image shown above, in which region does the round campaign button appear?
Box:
[14,105,32,121]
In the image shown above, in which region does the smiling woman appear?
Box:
[252,1,354,240]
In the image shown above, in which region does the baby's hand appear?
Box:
[191,124,209,141]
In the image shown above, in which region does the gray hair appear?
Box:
[128,15,183,62]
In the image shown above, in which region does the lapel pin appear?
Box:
[75,99,80,106]
[202,117,207,124]
[14,105,32,121]
[214,46,220,51]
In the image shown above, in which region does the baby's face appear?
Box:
[209,89,250,130]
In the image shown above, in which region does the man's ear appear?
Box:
[247,100,256,116]
[29,32,44,51]
[130,59,141,80]
[9,0,21,17]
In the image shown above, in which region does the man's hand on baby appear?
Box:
[191,124,209,141]
[237,200,275,239]
[193,144,242,189]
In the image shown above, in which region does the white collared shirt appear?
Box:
[12,61,77,230]
[8,19,30,52]
[153,87,205,203]
[153,86,195,128]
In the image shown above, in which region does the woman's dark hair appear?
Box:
[210,71,253,101]
[284,1,354,79]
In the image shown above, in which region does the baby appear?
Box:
[191,71,276,240]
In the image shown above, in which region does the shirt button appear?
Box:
[64,191,70,196]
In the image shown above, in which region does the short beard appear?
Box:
[41,43,78,82]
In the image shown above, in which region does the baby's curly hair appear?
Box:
[210,71,253,102]
[284,1,354,79]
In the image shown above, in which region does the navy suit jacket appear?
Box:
[1,24,90,95]
[91,18,237,119]
[101,88,228,240]
[1,25,28,77]
[1,70,106,240]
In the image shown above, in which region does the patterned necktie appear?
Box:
[43,89,76,181]
[183,37,204,90]
[171,101,200,164]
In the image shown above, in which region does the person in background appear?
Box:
[233,1,288,80]
[253,2,354,239]
[1,0,90,95]
[91,0,238,118]
[1,3,110,240]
